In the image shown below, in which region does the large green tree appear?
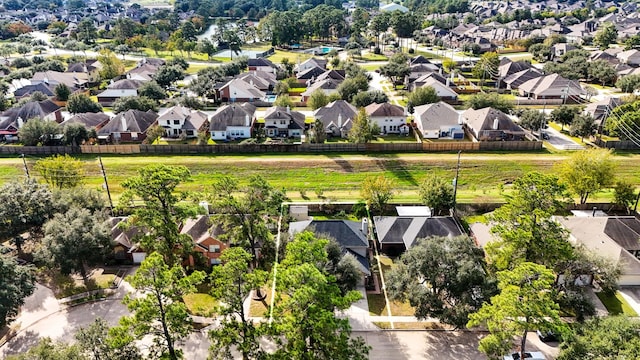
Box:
[558,316,640,359]
[117,252,205,360]
[34,154,84,190]
[549,105,580,130]
[38,207,112,285]
[467,262,566,360]
[418,174,454,215]
[594,22,618,49]
[76,318,141,360]
[0,254,35,328]
[208,247,267,360]
[360,175,394,215]
[18,117,60,146]
[472,52,499,85]
[348,107,375,144]
[407,86,438,113]
[5,337,85,360]
[558,148,615,204]
[267,231,370,360]
[67,93,102,114]
[387,235,495,328]
[119,164,197,266]
[518,109,546,131]
[464,92,513,113]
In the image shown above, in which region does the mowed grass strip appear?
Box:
[1,152,639,203]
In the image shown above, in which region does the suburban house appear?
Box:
[289,219,372,280]
[126,63,158,81]
[157,105,209,139]
[209,103,256,141]
[313,100,357,138]
[31,71,87,89]
[0,100,62,140]
[247,58,278,73]
[218,78,266,103]
[518,73,585,100]
[262,106,305,138]
[97,109,158,143]
[295,58,327,73]
[462,107,526,141]
[110,217,147,264]
[66,61,102,84]
[60,112,111,131]
[557,216,640,286]
[365,102,408,135]
[236,72,276,92]
[617,49,640,66]
[380,2,408,12]
[301,79,341,102]
[503,68,544,90]
[408,63,441,83]
[96,79,145,106]
[416,77,459,101]
[584,97,622,128]
[373,215,464,255]
[409,72,449,91]
[413,101,464,140]
[181,215,228,266]
[13,82,58,99]
[296,66,327,85]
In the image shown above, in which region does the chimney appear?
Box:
[446,78,451,87]
[121,116,127,131]
[17,117,23,128]
[286,105,290,114]
[338,113,343,128]
[439,67,443,75]
[245,113,250,127]
[361,218,368,235]
[493,117,499,130]
[458,113,463,125]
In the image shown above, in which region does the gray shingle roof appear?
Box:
[373,216,464,249]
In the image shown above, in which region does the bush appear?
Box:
[11,57,32,68]
[373,47,381,55]
[408,48,415,54]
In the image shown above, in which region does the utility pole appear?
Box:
[21,154,29,179]
[98,157,114,214]
[452,150,462,216]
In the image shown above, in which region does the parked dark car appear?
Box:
[536,330,559,342]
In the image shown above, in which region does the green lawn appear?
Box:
[360,53,389,61]
[368,255,415,316]
[268,50,313,64]
[596,291,638,316]
[183,293,218,317]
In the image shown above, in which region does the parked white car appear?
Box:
[503,352,546,360]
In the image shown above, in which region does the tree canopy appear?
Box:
[34,154,84,190]
[0,254,35,328]
[558,148,615,204]
[558,316,640,360]
[418,173,454,215]
[360,175,394,214]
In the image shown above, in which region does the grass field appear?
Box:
[183,293,217,317]
[2,152,640,204]
[596,291,638,316]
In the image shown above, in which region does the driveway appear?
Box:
[544,126,584,150]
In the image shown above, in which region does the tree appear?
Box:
[76,19,98,45]
[75,318,141,360]
[379,53,410,85]
[549,105,580,130]
[558,148,615,204]
[38,207,111,285]
[67,93,102,114]
[472,52,499,85]
[197,39,217,60]
[351,90,388,108]
[387,235,494,328]
[117,253,205,360]
[464,92,514,113]
[54,83,70,101]
[348,107,375,144]
[558,316,640,360]
[0,254,35,328]
[267,231,370,360]
[569,114,596,141]
[614,180,637,214]
[407,86,439,113]
[145,125,166,144]
[360,175,394,214]
[63,123,89,146]
[97,49,124,80]
[528,43,551,62]
[119,164,197,266]
[5,337,85,360]
[594,22,618,50]
[138,81,167,100]
[207,175,285,272]
[308,90,329,110]
[518,109,546,131]
[487,172,573,271]
[308,118,326,144]
[616,74,640,93]
[467,262,566,360]
[208,248,267,360]
[154,65,186,88]
[442,58,456,72]
[0,179,53,254]
[34,154,84,190]
[273,94,294,108]
[18,117,60,146]
[370,12,391,49]
[112,96,158,114]
[588,60,617,86]
[418,174,454,215]
[337,75,369,102]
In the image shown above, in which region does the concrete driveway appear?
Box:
[544,126,584,150]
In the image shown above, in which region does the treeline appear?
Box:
[174,0,343,20]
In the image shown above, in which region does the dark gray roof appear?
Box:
[604,217,640,251]
[1,100,60,128]
[61,112,110,128]
[209,103,256,131]
[373,216,464,248]
[305,220,368,248]
[264,106,305,129]
[13,83,56,97]
[107,79,145,89]
[297,66,326,80]
[98,110,158,135]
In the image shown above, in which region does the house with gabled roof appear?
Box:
[365,102,408,135]
[373,216,464,255]
[289,219,371,278]
[97,79,146,106]
[518,73,585,100]
[32,71,86,89]
[313,100,357,138]
[181,215,228,266]
[503,68,544,90]
[218,78,266,103]
[262,106,305,138]
[236,72,274,92]
[295,58,327,73]
[157,105,209,139]
[413,101,464,140]
[209,103,256,141]
[97,109,158,143]
[66,60,102,84]
[301,79,341,102]
[60,112,110,131]
[462,107,526,141]
[296,66,327,85]
[126,63,158,82]
[617,49,640,66]
[109,216,147,263]
[248,58,278,73]
[416,77,459,101]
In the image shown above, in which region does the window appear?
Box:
[186,130,194,136]
[280,120,286,125]
[210,259,221,265]
[209,244,221,253]
[166,120,170,125]
[173,120,180,125]
[131,132,138,139]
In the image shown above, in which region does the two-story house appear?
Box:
[365,102,408,135]
[262,106,305,138]
[209,103,257,140]
[157,105,209,139]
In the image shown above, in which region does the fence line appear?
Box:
[594,138,640,150]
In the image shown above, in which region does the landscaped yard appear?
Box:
[40,268,117,299]
[596,291,639,316]
[248,287,274,317]
[367,255,415,316]
[183,293,218,317]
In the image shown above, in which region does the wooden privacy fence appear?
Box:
[594,138,639,150]
[0,141,542,156]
